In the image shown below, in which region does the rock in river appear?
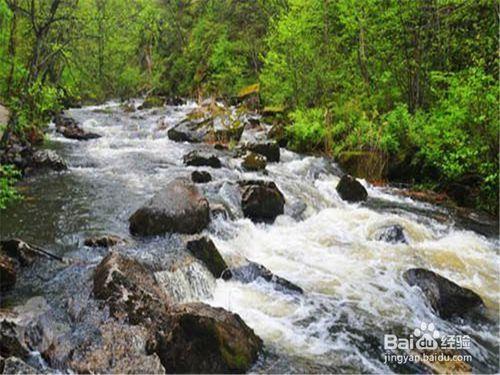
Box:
[336,174,368,203]
[93,252,171,325]
[29,150,67,172]
[226,260,303,294]
[376,224,407,244]
[0,297,57,359]
[186,236,230,279]
[240,180,285,223]
[403,268,485,319]
[191,170,212,183]
[244,141,280,162]
[183,150,221,168]
[242,152,266,171]
[84,234,123,248]
[129,179,210,236]
[0,255,16,291]
[151,302,262,373]
[54,114,101,141]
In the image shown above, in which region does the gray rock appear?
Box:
[129,179,210,236]
[403,268,485,319]
[336,174,368,202]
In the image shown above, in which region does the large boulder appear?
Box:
[186,236,230,279]
[240,180,285,223]
[93,252,171,324]
[151,302,262,373]
[242,152,266,171]
[67,321,165,374]
[0,297,57,359]
[0,255,16,291]
[1,357,38,374]
[183,151,221,168]
[129,179,210,236]
[336,174,368,203]
[168,118,211,143]
[403,268,485,319]
[244,142,280,162]
[227,260,303,294]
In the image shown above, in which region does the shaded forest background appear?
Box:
[0,0,498,213]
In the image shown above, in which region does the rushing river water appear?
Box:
[1,101,498,373]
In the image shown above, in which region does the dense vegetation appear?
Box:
[0,0,497,213]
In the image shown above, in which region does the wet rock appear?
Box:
[83,234,123,248]
[240,180,285,222]
[210,203,230,220]
[376,225,407,244]
[0,239,55,266]
[1,357,37,374]
[54,114,101,141]
[186,236,230,279]
[168,118,211,143]
[242,152,266,171]
[29,150,67,172]
[0,255,16,291]
[121,101,136,112]
[129,179,210,236]
[93,252,170,324]
[68,321,165,374]
[183,150,221,168]
[227,261,303,294]
[165,97,186,106]
[336,174,368,203]
[0,297,56,359]
[151,302,262,373]
[244,141,280,162]
[268,123,287,147]
[138,96,165,109]
[191,170,212,183]
[403,268,485,319]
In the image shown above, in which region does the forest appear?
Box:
[0,0,498,213]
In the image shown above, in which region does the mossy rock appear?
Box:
[153,302,262,373]
[139,96,165,109]
[237,83,260,99]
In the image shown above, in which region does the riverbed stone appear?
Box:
[403,268,485,319]
[240,180,285,222]
[68,321,165,374]
[0,297,57,359]
[227,260,303,294]
[54,114,101,141]
[0,255,16,291]
[186,236,230,279]
[151,302,262,373]
[93,252,171,325]
[0,239,51,266]
[129,179,210,236]
[168,118,211,143]
[138,95,165,110]
[183,150,221,168]
[29,150,67,172]
[191,170,212,183]
[376,225,407,244]
[336,174,368,202]
[244,141,280,162]
[242,152,266,171]
[84,235,123,248]
[1,357,38,374]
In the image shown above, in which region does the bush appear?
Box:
[0,164,21,210]
[287,107,326,152]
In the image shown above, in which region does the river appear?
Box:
[1,100,498,373]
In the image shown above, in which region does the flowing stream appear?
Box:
[1,101,498,373]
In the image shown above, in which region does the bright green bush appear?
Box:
[287,107,326,152]
[0,164,21,210]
